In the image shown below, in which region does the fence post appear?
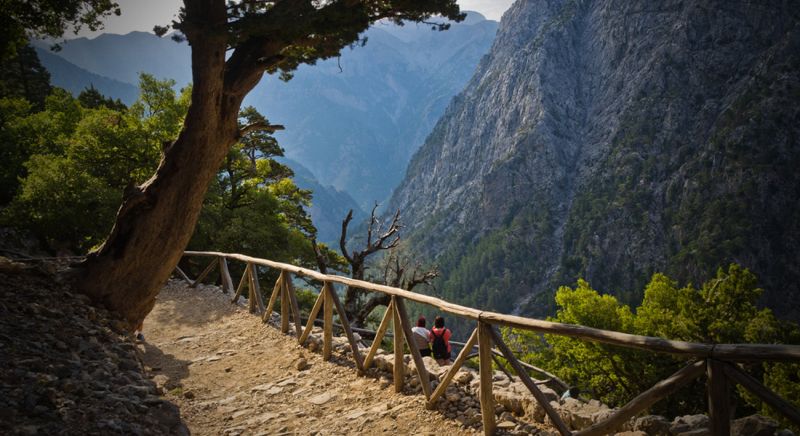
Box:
[393,296,405,393]
[708,359,730,435]
[323,281,333,361]
[218,257,234,294]
[280,272,290,333]
[478,321,496,435]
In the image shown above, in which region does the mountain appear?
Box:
[247,12,498,208]
[388,0,800,321]
[33,32,192,87]
[34,47,139,105]
[280,158,366,246]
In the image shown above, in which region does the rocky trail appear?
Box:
[142,280,487,435]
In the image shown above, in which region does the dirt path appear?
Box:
[141,280,475,435]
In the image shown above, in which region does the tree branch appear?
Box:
[238,121,284,138]
[340,209,354,264]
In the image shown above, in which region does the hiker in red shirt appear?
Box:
[430,315,452,365]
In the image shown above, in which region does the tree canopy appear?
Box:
[1,0,120,58]
[503,265,799,426]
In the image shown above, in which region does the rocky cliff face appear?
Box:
[389,0,800,320]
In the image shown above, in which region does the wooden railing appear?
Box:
[177,251,800,435]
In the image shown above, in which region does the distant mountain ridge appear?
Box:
[389,0,800,321]
[35,47,139,105]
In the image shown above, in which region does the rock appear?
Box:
[731,415,779,436]
[308,392,336,405]
[493,389,526,416]
[183,390,195,400]
[633,415,671,436]
[454,370,474,384]
[497,420,516,430]
[671,415,709,434]
[674,430,711,436]
[295,358,309,371]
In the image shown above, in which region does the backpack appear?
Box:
[431,329,448,359]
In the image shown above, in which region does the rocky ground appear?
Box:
[0,258,186,435]
[142,279,520,435]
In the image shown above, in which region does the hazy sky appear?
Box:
[75,0,515,38]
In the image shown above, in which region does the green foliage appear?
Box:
[0,96,34,203]
[506,265,799,419]
[1,0,120,59]
[1,74,182,252]
[6,154,119,251]
[78,85,126,111]
[0,44,51,109]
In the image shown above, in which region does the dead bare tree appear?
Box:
[351,248,439,325]
[325,205,439,327]
[338,205,400,325]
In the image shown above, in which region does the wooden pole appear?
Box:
[174,266,192,284]
[478,321,496,435]
[575,360,706,436]
[250,263,265,313]
[284,274,303,337]
[247,267,256,314]
[323,281,334,361]
[364,300,394,370]
[326,283,364,371]
[428,328,478,408]
[218,257,234,294]
[723,361,800,427]
[280,272,290,334]
[299,289,325,345]
[487,325,570,435]
[231,262,250,304]
[395,297,432,399]
[189,258,217,288]
[262,272,283,322]
[707,359,730,436]
[393,296,404,393]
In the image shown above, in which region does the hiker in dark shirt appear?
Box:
[430,316,452,365]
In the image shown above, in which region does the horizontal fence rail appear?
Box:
[179,250,800,435]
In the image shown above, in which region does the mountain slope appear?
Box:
[35,47,139,105]
[389,0,800,321]
[280,158,366,245]
[248,13,498,207]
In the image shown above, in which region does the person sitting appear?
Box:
[411,316,432,357]
[430,316,452,365]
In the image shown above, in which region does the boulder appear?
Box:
[633,415,671,436]
[560,397,611,430]
[731,415,779,436]
[493,389,527,416]
[454,370,474,385]
[671,415,709,434]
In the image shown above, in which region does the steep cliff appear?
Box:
[389,0,800,320]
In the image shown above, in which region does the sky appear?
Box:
[74,0,515,38]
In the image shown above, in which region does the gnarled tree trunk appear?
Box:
[74,0,257,328]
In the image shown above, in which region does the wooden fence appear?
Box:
[177,251,800,435]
